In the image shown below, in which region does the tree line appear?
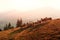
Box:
[0,17,52,31]
[0,18,22,31]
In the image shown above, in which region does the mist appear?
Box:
[0,7,60,29]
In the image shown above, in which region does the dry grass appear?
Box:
[0,19,60,40]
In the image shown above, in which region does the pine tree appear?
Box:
[16,18,22,27]
[8,22,14,29]
[4,22,14,30]
[0,29,2,31]
[4,24,8,30]
[8,22,11,29]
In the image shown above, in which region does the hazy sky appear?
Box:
[0,0,60,19]
[0,0,60,29]
[0,0,60,12]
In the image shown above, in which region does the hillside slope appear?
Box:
[14,19,60,40]
[0,19,60,40]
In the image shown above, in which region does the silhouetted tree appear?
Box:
[0,29,2,31]
[8,22,11,29]
[16,18,22,27]
[8,22,14,29]
[4,22,14,30]
[4,24,8,30]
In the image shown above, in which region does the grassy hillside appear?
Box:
[0,18,60,40]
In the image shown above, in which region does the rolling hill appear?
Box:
[0,18,60,40]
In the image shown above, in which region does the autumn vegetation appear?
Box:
[0,17,60,40]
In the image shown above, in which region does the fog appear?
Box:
[0,0,60,29]
[0,7,60,29]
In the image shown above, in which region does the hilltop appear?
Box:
[0,18,60,40]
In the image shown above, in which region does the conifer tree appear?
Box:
[4,24,8,30]
[16,18,22,27]
[8,22,11,29]
[4,22,14,30]
[0,29,2,31]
